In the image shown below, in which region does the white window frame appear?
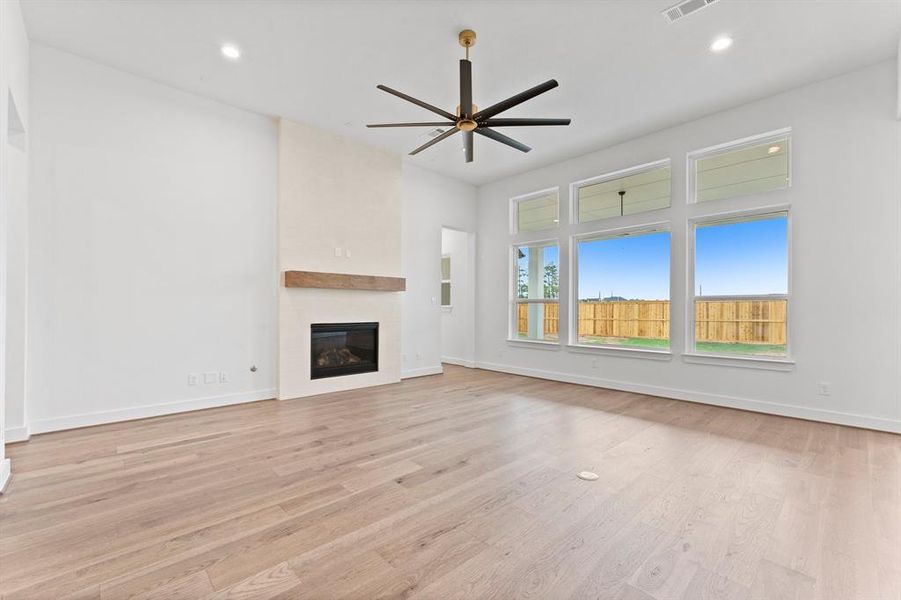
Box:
[567,221,673,359]
[686,127,792,205]
[685,205,794,370]
[508,239,561,347]
[570,158,671,226]
[510,187,560,235]
[440,254,452,310]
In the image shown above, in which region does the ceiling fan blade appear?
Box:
[480,118,571,127]
[472,80,559,121]
[475,128,531,153]
[409,127,460,156]
[460,59,472,118]
[366,122,452,128]
[376,85,457,121]
[464,130,473,163]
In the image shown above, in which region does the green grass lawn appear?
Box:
[578,336,786,356]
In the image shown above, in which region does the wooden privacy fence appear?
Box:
[517,298,787,344]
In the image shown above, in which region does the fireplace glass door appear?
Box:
[310,322,378,380]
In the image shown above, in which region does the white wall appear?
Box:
[475,60,901,433]
[26,45,278,433]
[400,164,477,377]
[0,0,30,487]
[440,227,474,366]
[277,118,402,399]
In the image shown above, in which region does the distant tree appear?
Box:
[517,266,528,298]
[544,263,559,298]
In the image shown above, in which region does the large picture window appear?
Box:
[690,211,789,357]
[512,242,559,342]
[574,229,670,349]
[689,129,791,203]
[573,160,671,224]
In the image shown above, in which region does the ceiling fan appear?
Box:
[367,29,571,163]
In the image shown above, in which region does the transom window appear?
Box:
[689,129,791,203]
[512,188,559,233]
[573,160,671,224]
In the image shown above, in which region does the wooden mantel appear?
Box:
[284,270,406,292]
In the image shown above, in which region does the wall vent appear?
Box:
[662,0,719,23]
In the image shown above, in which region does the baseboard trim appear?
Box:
[401,365,444,379]
[475,361,901,434]
[0,459,10,494]
[441,356,476,368]
[27,389,277,435]
[4,425,30,443]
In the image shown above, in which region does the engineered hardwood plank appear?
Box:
[1,365,898,600]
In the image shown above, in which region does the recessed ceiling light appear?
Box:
[768,145,781,154]
[221,44,241,60]
[709,36,733,53]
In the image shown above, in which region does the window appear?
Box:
[512,189,559,233]
[689,130,791,203]
[690,211,789,357]
[574,229,670,349]
[512,242,559,342]
[440,255,451,307]
[574,160,670,224]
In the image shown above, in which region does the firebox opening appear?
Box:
[310,322,378,380]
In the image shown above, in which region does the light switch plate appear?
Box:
[203,371,217,384]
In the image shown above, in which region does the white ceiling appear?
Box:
[20,0,901,185]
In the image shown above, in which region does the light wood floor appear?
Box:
[1,366,899,600]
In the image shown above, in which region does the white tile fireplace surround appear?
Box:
[277,119,403,400]
[279,288,402,398]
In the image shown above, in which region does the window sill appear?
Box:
[682,352,795,371]
[506,339,561,350]
[567,344,672,361]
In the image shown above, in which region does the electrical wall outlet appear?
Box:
[817,382,832,396]
[345,248,352,258]
[203,371,217,384]
[188,373,199,386]
[219,371,229,384]
[334,247,343,257]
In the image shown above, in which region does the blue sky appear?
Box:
[695,216,787,296]
[574,216,787,300]
[578,232,670,300]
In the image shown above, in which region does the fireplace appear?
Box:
[310,322,378,380]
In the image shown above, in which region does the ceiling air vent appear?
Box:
[662,0,719,23]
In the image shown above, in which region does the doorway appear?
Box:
[440,227,475,367]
